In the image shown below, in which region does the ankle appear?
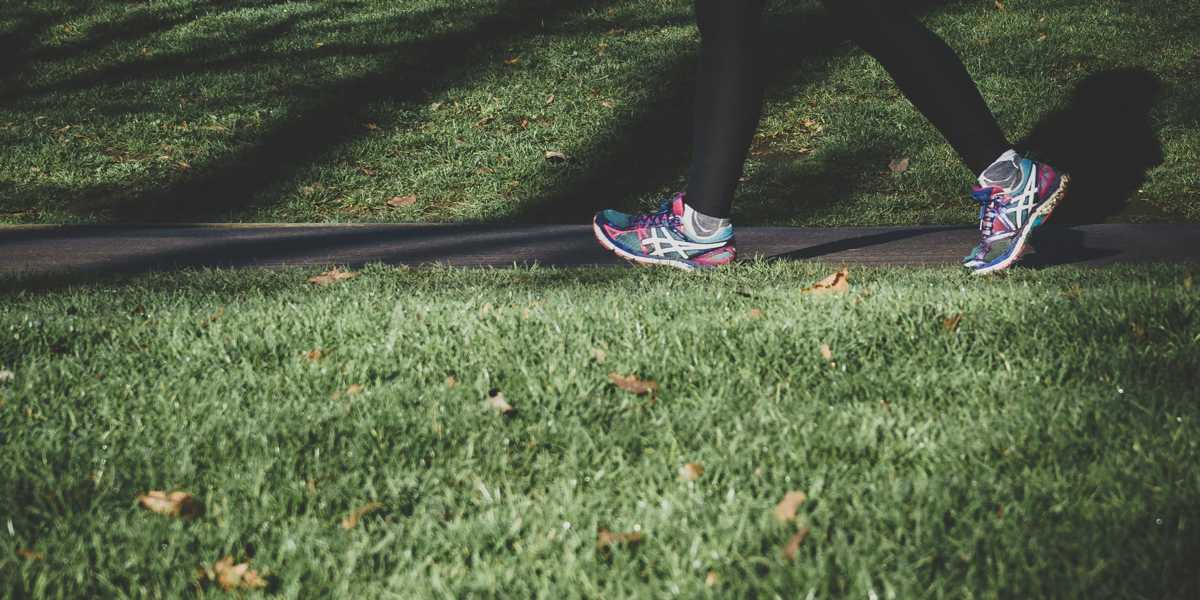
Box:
[681,202,733,242]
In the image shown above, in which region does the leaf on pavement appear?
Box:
[609,373,658,396]
[387,195,417,208]
[943,313,963,333]
[308,268,357,286]
[802,269,849,295]
[888,157,911,174]
[207,556,268,591]
[341,501,384,530]
[678,462,704,481]
[138,490,203,519]
[487,388,514,415]
[781,527,811,561]
[773,491,807,523]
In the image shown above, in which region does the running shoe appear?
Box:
[963,158,1070,274]
[592,193,736,271]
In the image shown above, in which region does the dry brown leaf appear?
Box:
[819,344,833,362]
[600,99,615,109]
[705,571,719,587]
[749,308,764,319]
[1038,32,1048,42]
[802,269,850,295]
[341,501,384,529]
[773,491,807,523]
[304,349,324,362]
[346,384,365,396]
[545,94,556,106]
[211,556,268,591]
[608,372,658,396]
[0,370,14,383]
[781,527,811,561]
[504,56,521,65]
[590,348,607,364]
[888,157,911,174]
[16,548,43,561]
[596,528,643,552]
[678,463,704,481]
[1130,322,1148,343]
[994,0,1007,10]
[445,376,458,388]
[387,194,417,208]
[544,150,569,162]
[943,313,963,333]
[137,490,202,519]
[487,388,515,415]
[308,268,357,286]
[365,122,379,131]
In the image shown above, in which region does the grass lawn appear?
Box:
[2,263,1198,597]
[1,0,1198,225]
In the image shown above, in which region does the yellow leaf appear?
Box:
[210,556,268,591]
[308,268,357,286]
[705,571,719,587]
[773,491,807,523]
[678,463,704,481]
[943,314,963,333]
[341,501,384,530]
[596,528,643,553]
[802,269,850,295]
[137,490,203,519]
[819,344,833,362]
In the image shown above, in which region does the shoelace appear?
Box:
[972,188,1006,241]
[629,201,678,229]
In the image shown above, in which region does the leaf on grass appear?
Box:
[445,376,458,388]
[994,0,1007,10]
[1130,322,1148,343]
[544,150,569,163]
[208,556,268,591]
[138,490,203,518]
[341,501,384,530]
[545,94,556,106]
[504,56,521,65]
[596,528,643,552]
[590,348,607,364]
[0,370,13,383]
[773,491,807,523]
[705,571,719,587]
[819,344,833,362]
[608,373,658,396]
[364,122,379,131]
[16,548,43,561]
[678,463,704,481]
[802,269,850,295]
[308,268,357,286]
[600,99,615,109]
[304,349,324,362]
[748,308,764,319]
[487,388,514,415]
[943,313,963,333]
[387,195,417,208]
[888,157,910,174]
[781,527,811,561]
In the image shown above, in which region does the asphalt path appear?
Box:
[2,224,1197,277]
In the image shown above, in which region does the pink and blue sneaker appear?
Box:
[593,193,736,271]
[964,158,1071,275]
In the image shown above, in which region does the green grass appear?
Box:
[2,263,1198,597]
[1,0,1198,225]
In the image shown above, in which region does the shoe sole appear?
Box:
[972,173,1071,276]
[591,218,705,272]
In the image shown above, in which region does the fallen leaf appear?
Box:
[994,0,1007,10]
[387,194,417,208]
[545,94,556,106]
[305,349,324,362]
[365,122,379,131]
[544,150,569,162]
[445,376,458,388]
[504,57,521,65]
[781,527,811,561]
[600,99,615,109]
[773,491,807,523]
[346,384,365,396]
[209,556,268,591]
[802,269,850,295]
[0,370,13,383]
[16,548,43,561]
[429,102,443,111]
[137,490,203,518]
[1038,32,1048,42]
[519,118,530,130]
[943,313,963,333]
[487,388,515,415]
[678,463,704,481]
[608,372,658,395]
[590,348,607,364]
[748,308,764,319]
[341,501,383,529]
[596,528,643,552]
[308,268,357,285]
[888,157,911,174]
[819,344,833,362]
[705,571,719,587]
[996,504,1005,519]
[1130,322,1148,343]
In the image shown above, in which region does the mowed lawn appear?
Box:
[1,263,1198,597]
[1,0,1198,225]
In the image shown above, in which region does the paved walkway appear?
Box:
[2,224,1197,276]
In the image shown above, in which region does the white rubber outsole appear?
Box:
[971,174,1071,276]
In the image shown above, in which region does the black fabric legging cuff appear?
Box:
[685,0,1011,218]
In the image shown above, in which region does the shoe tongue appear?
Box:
[671,193,687,217]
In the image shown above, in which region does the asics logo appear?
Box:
[642,227,726,259]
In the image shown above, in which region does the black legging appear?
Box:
[686,0,1011,218]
